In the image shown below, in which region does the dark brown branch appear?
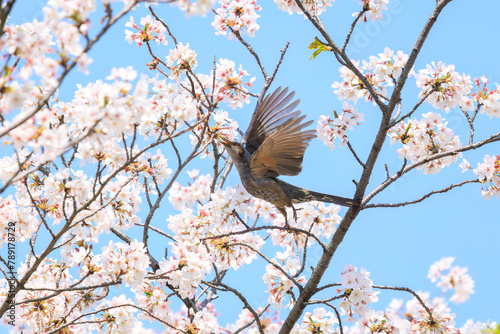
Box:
[363,132,500,205]
[364,179,480,209]
[374,284,434,321]
[203,280,265,334]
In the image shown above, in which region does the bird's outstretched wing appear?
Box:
[246,87,316,178]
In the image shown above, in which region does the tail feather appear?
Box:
[300,189,355,207]
[276,179,355,207]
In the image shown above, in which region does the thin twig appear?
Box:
[364,179,480,209]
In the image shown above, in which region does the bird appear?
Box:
[220,86,355,223]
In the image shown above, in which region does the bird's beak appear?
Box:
[219,136,232,146]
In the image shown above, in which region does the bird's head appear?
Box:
[219,136,246,162]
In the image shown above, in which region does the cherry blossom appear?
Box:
[263,259,307,309]
[388,112,462,175]
[212,0,262,39]
[317,101,365,150]
[470,76,500,118]
[293,307,338,333]
[125,15,168,47]
[227,308,283,333]
[170,0,217,16]
[339,265,379,321]
[473,154,500,199]
[354,0,389,22]
[428,257,475,304]
[275,0,335,15]
[332,48,409,105]
[165,42,198,80]
[213,58,255,109]
[415,61,472,112]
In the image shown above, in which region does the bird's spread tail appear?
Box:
[276,179,355,207]
[300,189,355,207]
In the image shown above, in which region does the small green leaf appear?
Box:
[308,37,332,60]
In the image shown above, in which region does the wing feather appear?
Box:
[249,115,316,178]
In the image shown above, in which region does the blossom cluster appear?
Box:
[165,42,199,80]
[427,257,475,304]
[168,170,213,210]
[470,76,500,118]
[135,282,173,322]
[214,58,255,109]
[170,0,217,16]
[293,307,338,333]
[415,61,473,112]
[357,310,401,333]
[350,293,498,334]
[12,258,87,332]
[388,112,462,174]
[355,0,389,22]
[162,184,267,298]
[212,0,262,39]
[125,15,168,47]
[226,308,283,333]
[263,258,307,309]
[147,77,199,136]
[269,201,342,250]
[388,293,459,334]
[317,101,365,150]
[339,265,379,322]
[471,155,500,200]
[190,109,240,159]
[332,47,409,105]
[0,0,94,114]
[275,0,335,15]
[9,241,149,332]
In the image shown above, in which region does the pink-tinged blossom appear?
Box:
[354,0,389,22]
[101,240,150,289]
[170,0,217,16]
[125,15,168,47]
[263,259,307,309]
[470,76,500,118]
[213,58,255,109]
[97,295,137,332]
[2,19,54,62]
[428,257,475,304]
[339,265,379,321]
[165,42,198,80]
[317,101,364,150]
[191,109,239,159]
[459,158,470,173]
[332,48,409,105]
[168,171,213,210]
[157,241,213,299]
[212,0,262,39]
[357,309,400,334]
[11,257,93,332]
[460,320,498,334]
[275,0,334,15]
[388,112,462,175]
[293,307,338,333]
[473,154,500,200]
[227,308,282,333]
[147,79,199,136]
[415,61,472,112]
[411,309,459,334]
[168,185,265,271]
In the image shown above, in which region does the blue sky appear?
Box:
[9,0,500,328]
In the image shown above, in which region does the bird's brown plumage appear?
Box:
[221,86,354,223]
